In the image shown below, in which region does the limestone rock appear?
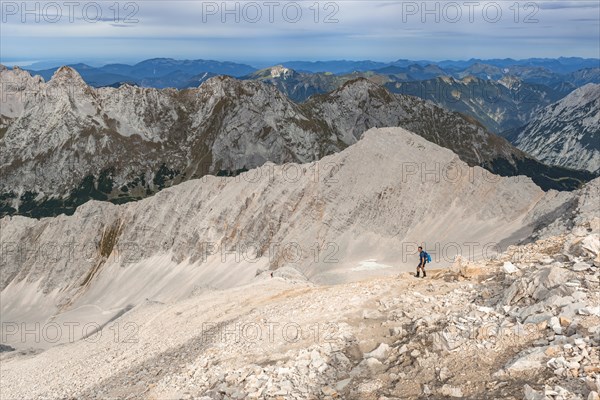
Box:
[439,384,463,398]
[502,262,519,274]
[365,343,391,361]
[505,347,548,374]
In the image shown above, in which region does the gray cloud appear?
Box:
[538,1,599,9]
[1,0,598,62]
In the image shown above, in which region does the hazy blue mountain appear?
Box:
[24,58,600,96]
[27,58,256,88]
[100,63,135,75]
[124,58,255,78]
[436,57,599,74]
[20,60,104,69]
[389,59,432,67]
[375,64,449,81]
[280,57,598,74]
[101,58,253,78]
[523,57,600,74]
[29,64,134,87]
[278,60,389,74]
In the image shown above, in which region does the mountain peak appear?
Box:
[337,77,391,95]
[248,65,297,80]
[438,75,459,84]
[460,75,481,84]
[3,65,36,80]
[198,75,280,99]
[339,77,377,89]
[50,66,86,85]
[135,57,176,65]
[202,74,239,86]
[310,77,396,105]
[269,65,294,76]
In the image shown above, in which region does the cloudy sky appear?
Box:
[1,0,599,66]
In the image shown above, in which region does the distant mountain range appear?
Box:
[1,65,594,218]
[17,57,598,90]
[275,57,600,75]
[26,58,255,88]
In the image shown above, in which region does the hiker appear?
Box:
[416,246,430,278]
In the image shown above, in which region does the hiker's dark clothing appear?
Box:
[418,251,427,267]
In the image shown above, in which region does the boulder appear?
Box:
[502,262,519,274]
[502,279,530,305]
[577,307,600,316]
[365,343,391,361]
[439,384,463,397]
[543,295,575,308]
[561,301,588,318]
[573,262,591,271]
[532,267,574,300]
[0,344,15,353]
[524,384,545,400]
[519,302,549,320]
[523,312,553,325]
[505,347,548,374]
[350,357,384,377]
[549,317,562,334]
[502,266,574,306]
[582,234,600,257]
[586,376,600,392]
[559,316,572,327]
[586,274,600,283]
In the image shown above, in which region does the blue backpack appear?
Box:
[424,252,432,263]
